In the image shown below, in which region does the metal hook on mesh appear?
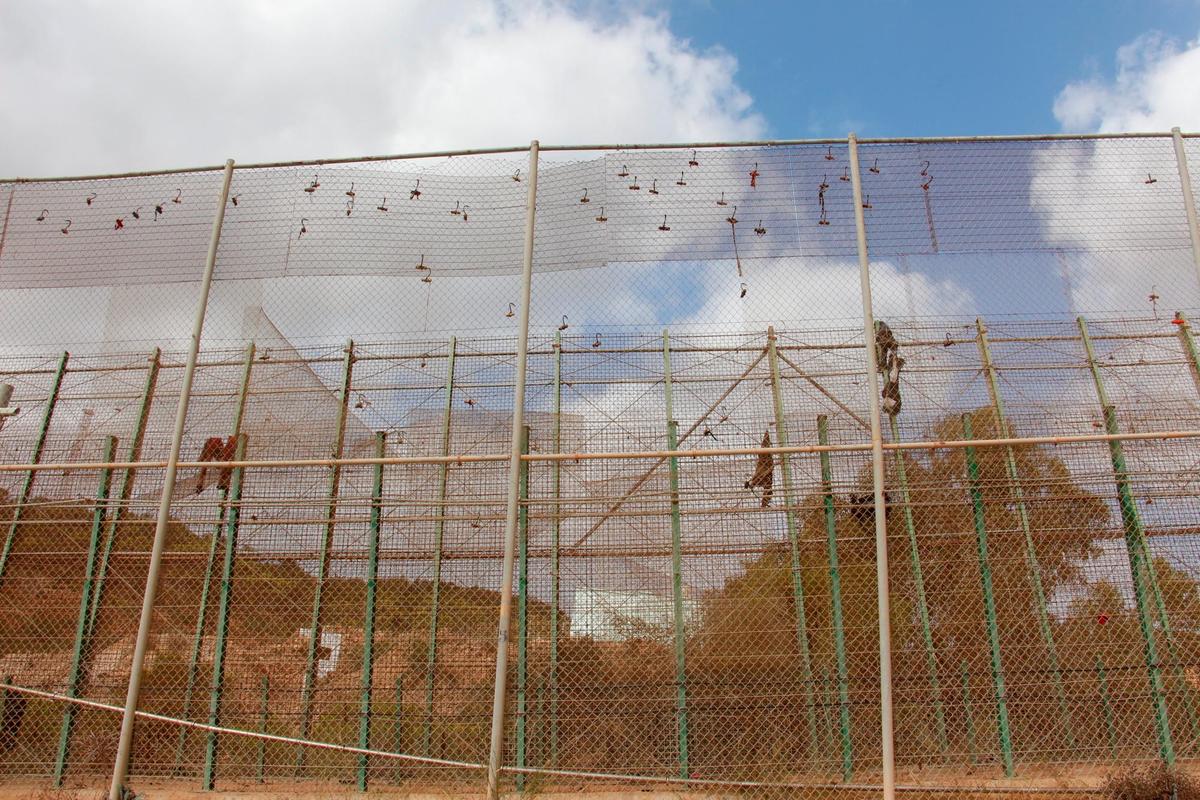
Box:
[60,219,71,235]
[592,333,601,348]
[409,179,421,200]
[377,197,388,211]
[628,176,640,191]
[716,192,728,207]
[415,254,429,272]
[825,146,835,161]
[512,169,522,182]
[298,218,308,238]
[862,195,872,210]
[35,209,48,222]
[1144,174,1158,185]
[558,315,569,331]
[676,172,687,186]
[354,393,370,409]
[658,214,670,231]
[461,205,469,222]
[726,205,738,225]
[450,201,462,216]
[749,162,759,188]
[505,303,515,318]
[648,180,659,195]
[580,188,589,204]
[131,207,142,219]
[688,150,699,167]
[920,160,930,176]
[1149,286,1160,319]
[921,173,933,192]
[345,182,355,198]
[85,192,97,206]
[230,195,240,207]
[840,167,849,182]
[172,189,182,205]
[754,220,766,235]
[869,158,880,174]
[154,203,165,220]
[304,173,320,194]
[421,269,432,284]
[595,206,608,223]
[114,217,124,231]
[617,164,630,178]
[345,199,354,217]
[740,282,748,298]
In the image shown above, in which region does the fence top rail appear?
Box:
[2,129,1195,185]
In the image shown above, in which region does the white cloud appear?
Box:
[1053,32,1200,132]
[0,0,765,176]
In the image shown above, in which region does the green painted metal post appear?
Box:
[53,436,117,785]
[817,416,853,780]
[1097,657,1118,759]
[175,343,255,773]
[296,340,355,771]
[0,350,68,586]
[961,662,978,767]
[961,414,1015,777]
[886,414,948,756]
[357,432,388,791]
[549,332,562,767]
[256,675,270,783]
[663,330,691,779]
[1176,314,1200,400]
[423,336,456,757]
[766,328,819,754]
[202,434,248,791]
[975,319,1075,750]
[87,348,160,640]
[1079,317,1176,764]
[515,426,531,792]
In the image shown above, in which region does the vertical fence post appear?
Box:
[961,414,1015,777]
[961,661,978,767]
[485,139,540,800]
[663,330,691,779]
[53,435,117,785]
[256,675,270,783]
[766,327,819,755]
[817,415,853,779]
[175,342,255,773]
[296,339,355,771]
[975,318,1074,750]
[423,336,457,756]
[0,350,69,587]
[1078,317,1176,764]
[107,158,235,800]
[1177,314,1200,399]
[886,414,947,755]
[515,426,531,791]
[1096,657,1118,759]
[548,331,562,767]
[357,431,388,790]
[202,433,248,790]
[87,348,161,639]
[1171,127,1200,287]
[847,132,894,800]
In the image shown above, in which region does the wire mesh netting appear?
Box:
[0,134,1199,797]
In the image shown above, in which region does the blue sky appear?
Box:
[664,0,1200,137]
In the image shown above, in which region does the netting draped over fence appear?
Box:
[1,131,1200,798]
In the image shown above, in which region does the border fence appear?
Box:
[1,130,1200,799]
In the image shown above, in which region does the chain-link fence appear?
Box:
[1,131,1199,798]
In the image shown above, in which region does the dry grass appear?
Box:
[1107,763,1200,800]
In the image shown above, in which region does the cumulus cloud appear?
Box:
[0,0,765,176]
[1053,32,1200,132]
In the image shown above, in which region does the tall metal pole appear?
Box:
[817,416,853,780]
[515,426,531,791]
[663,331,691,779]
[766,327,819,755]
[0,351,69,586]
[1171,127,1200,288]
[548,332,562,766]
[107,158,236,800]
[1078,317,1176,763]
[847,132,894,800]
[357,431,388,791]
[886,415,947,755]
[423,336,457,755]
[203,433,248,790]
[174,342,255,772]
[297,339,355,770]
[961,414,1015,777]
[53,436,117,785]
[485,140,540,800]
[975,319,1074,750]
